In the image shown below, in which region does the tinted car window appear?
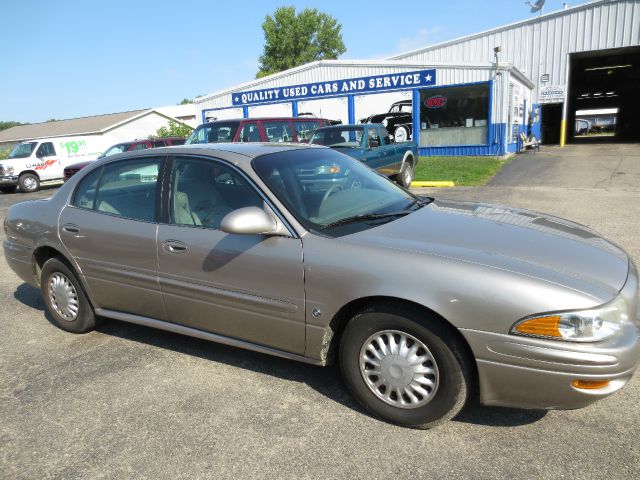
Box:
[153,140,167,147]
[263,121,293,142]
[103,144,128,157]
[310,127,364,147]
[170,157,262,229]
[239,122,261,142]
[131,143,148,151]
[73,167,102,209]
[293,121,320,142]
[186,122,240,144]
[36,142,56,157]
[79,158,161,222]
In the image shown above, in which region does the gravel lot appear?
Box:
[1,144,639,479]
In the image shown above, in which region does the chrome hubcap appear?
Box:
[48,273,79,321]
[359,330,438,409]
[403,167,412,185]
[23,177,36,190]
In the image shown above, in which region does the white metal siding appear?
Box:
[390,0,640,101]
[195,63,509,122]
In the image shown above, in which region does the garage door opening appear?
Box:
[567,46,640,143]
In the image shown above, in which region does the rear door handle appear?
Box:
[162,240,188,254]
[62,224,80,234]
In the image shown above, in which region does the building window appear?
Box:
[418,83,490,146]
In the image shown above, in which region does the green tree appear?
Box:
[0,121,25,132]
[152,120,193,139]
[257,6,346,78]
[178,98,193,105]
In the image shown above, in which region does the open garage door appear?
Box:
[568,46,640,143]
[297,97,348,125]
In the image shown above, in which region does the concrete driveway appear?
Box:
[1,145,639,479]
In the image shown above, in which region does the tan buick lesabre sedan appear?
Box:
[4,143,640,428]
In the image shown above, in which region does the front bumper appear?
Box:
[462,263,640,410]
[0,175,19,186]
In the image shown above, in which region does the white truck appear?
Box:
[0,136,106,193]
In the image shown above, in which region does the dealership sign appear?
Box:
[231,69,436,106]
[539,85,566,104]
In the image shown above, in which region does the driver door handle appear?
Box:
[62,224,80,234]
[162,240,188,254]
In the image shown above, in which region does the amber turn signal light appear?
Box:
[514,315,562,337]
[571,379,611,390]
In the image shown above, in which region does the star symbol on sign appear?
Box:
[234,96,240,102]
[425,74,432,82]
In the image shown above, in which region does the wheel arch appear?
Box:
[324,295,478,388]
[400,150,415,169]
[19,170,40,179]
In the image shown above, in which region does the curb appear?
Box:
[410,181,455,188]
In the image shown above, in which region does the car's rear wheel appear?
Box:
[0,186,17,193]
[340,306,471,428]
[19,173,40,193]
[397,160,414,188]
[41,257,98,333]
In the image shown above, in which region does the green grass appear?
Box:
[414,156,511,186]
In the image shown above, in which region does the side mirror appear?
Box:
[220,206,285,236]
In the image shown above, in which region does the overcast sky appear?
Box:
[0,0,572,123]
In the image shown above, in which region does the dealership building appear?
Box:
[194,0,639,156]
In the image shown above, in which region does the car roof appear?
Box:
[90,142,326,169]
[201,117,328,125]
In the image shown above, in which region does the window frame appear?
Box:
[70,155,166,224]
[161,154,297,237]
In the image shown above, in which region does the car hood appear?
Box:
[345,199,629,300]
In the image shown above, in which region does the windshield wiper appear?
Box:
[320,211,412,230]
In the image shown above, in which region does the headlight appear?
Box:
[511,296,629,342]
[382,118,389,127]
[6,166,14,175]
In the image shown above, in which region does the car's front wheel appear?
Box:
[340,306,471,428]
[19,173,40,193]
[397,160,414,188]
[41,257,98,333]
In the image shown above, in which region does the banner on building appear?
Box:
[231,69,436,106]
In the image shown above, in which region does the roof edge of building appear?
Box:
[194,59,497,104]
[386,0,608,60]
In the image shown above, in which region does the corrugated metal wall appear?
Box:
[390,0,640,101]
[196,63,509,123]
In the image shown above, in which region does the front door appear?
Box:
[58,156,166,320]
[33,142,60,180]
[156,156,306,354]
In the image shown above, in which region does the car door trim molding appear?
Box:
[95,308,324,366]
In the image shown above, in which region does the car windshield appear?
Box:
[8,142,37,159]
[252,148,422,237]
[186,122,240,144]
[309,127,364,148]
[102,144,129,157]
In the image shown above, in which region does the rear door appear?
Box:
[156,155,306,354]
[59,156,167,320]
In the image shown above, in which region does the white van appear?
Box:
[0,136,106,193]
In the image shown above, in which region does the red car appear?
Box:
[63,137,185,181]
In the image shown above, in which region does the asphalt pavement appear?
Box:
[1,144,639,479]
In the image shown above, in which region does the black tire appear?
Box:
[19,173,40,193]
[0,186,17,193]
[40,257,97,334]
[339,305,472,429]
[397,159,414,188]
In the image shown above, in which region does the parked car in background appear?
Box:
[0,136,105,193]
[359,100,414,143]
[63,137,186,181]
[99,137,186,158]
[309,123,418,188]
[4,143,639,429]
[186,117,331,145]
